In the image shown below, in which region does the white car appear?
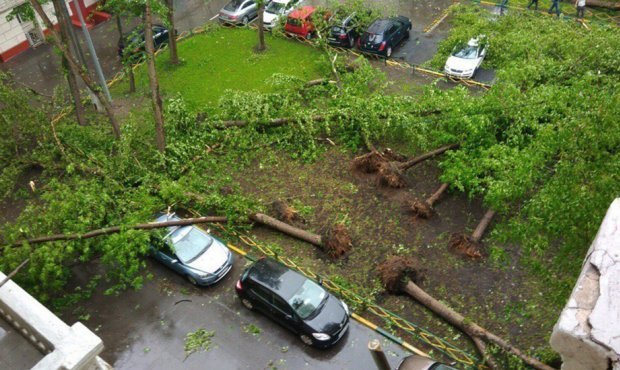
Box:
[444,36,487,79]
[263,0,301,30]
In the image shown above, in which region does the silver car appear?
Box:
[219,0,258,26]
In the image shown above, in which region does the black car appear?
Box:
[235,258,350,348]
[359,16,411,58]
[327,12,359,48]
[118,24,171,59]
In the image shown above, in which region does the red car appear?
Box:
[284,6,318,39]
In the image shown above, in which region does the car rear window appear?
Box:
[224,0,243,11]
[287,17,302,26]
[363,32,383,43]
[331,26,345,34]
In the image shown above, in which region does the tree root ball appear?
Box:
[376,161,407,188]
[271,200,301,224]
[322,224,352,259]
[377,256,424,293]
[409,199,433,219]
[448,233,483,259]
[352,150,387,173]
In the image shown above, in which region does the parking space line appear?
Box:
[424,3,459,33]
[209,14,219,21]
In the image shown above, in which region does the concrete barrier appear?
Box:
[550,198,620,370]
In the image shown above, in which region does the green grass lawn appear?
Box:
[113,27,329,109]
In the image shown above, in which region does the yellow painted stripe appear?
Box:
[351,312,378,331]
[226,243,247,256]
[402,341,431,358]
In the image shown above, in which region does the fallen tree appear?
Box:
[250,213,352,258]
[586,0,620,9]
[448,209,496,258]
[376,144,460,188]
[377,256,557,370]
[409,183,449,219]
[217,115,326,129]
[3,216,228,250]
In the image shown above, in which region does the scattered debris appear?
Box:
[243,323,262,336]
[184,328,215,358]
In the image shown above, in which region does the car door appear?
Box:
[271,294,299,333]
[154,238,185,274]
[249,284,274,315]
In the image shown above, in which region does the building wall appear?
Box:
[0,0,77,62]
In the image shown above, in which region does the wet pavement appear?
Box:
[62,256,410,370]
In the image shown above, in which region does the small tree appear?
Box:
[256,0,267,52]
[144,0,166,152]
[166,0,179,64]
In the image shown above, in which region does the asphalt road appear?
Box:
[64,256,410,370]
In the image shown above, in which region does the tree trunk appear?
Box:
[29,0,121,139]
[115,15,136,93]
[144,3,166,152]
[399,144,460,171]
[402,281,556,370]
[250,213,323,246]
[586,0,620,9]
[426,183,449,207]
[53,0,86,126]
[218,115,326,129]
[256,4,266,52]
[166,0,179,64]
[471,209,496,243]
[5,216,228,249]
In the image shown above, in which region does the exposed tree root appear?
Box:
[322,224,352,258]
[447,233,483,259]
[352,149,388,173]
[409,199,434,219]
[376,161,407,188]
[376,256,424,293]
[271,200,302,224]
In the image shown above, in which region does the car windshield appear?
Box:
[452,45,478,59]
[266,2,285,13]
[169,226,213,263]
[224,0,244,11]
[288,279,327,319]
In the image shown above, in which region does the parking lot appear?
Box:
[62,255,410,370]
[0,0,498,96]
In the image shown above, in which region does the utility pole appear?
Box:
[73,0,112,102]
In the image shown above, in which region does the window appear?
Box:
[250,285,272,302]
[168,226,213,263]
[288,280,327,319]
[272,295,293,315]
[388,25,398,35]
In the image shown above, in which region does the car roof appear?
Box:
[289,6,316,19]
[247,258,307,300]
[367,19,391,33]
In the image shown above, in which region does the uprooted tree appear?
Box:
[377,256,557,370]
[353,144,459,188]
[448,209,496,258]
[408,183,449,219]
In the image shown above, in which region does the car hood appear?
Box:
[263,11,279,23]
[185,239,230,274]
[445,56,478,71]
[304,295,348,334]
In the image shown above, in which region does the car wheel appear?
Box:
[242,16,249,26]
[386,46,392,58]
[300,334,313,346]
[241,298,254,310]
[186,275,198,286]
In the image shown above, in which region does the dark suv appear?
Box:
[327,12,359,48]
[118,24,172,59]
[359,16,411,58]
[235,258,350,348]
